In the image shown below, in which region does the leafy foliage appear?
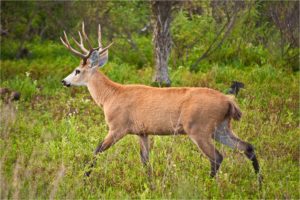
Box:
[1,1,299,70]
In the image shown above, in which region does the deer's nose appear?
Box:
[61,80,70,87]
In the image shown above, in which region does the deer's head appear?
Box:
[60,22,113,87]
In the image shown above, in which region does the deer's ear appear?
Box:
[89,49,108,68]
[89,51,100,68]
[98,49,108,68]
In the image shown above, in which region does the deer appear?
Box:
[60,22,261,182]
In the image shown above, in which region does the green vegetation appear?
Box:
[1,1,299,199]
[1,42,299,199]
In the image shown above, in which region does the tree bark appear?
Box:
[151,1,174,87]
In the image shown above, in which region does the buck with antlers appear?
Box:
[60,22,261,181]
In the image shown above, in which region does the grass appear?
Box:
[0,43,299,199]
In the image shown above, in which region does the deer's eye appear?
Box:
[75,69,80,75]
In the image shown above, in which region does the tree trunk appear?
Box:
[151,1,174,87]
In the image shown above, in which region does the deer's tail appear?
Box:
[226,95,242,121]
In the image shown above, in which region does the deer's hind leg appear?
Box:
[187,125,223,177]
[213,120,260,175]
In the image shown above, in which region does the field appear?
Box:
[0,42,299,199]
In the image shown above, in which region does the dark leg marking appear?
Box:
[139,135,150,166]
[189,133,224,178]
[210,152,223,178]
[84,132,125,177]
[85,141,103,177]
[244,144,260,174]
[213,122,262,185]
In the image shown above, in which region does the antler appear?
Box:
[98,24,102,49]
[60,31,87,59]
[97,23,114,54]
[81,22,93,50]
[60,22,113,59]
[71,31,89,54]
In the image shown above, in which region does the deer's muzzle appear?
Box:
[61,80,71,87]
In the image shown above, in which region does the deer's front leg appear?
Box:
[139,135,154,180]
[85,130,125,177]
[139,135,150,165]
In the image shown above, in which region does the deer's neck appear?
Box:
[87,70,121,107]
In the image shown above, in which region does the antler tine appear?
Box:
[98,42,114,54]
[61,31,86,59]
[81,22,93,50]
[60,36,69,49]
[98,24,102,48]
[71,31,89,54]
